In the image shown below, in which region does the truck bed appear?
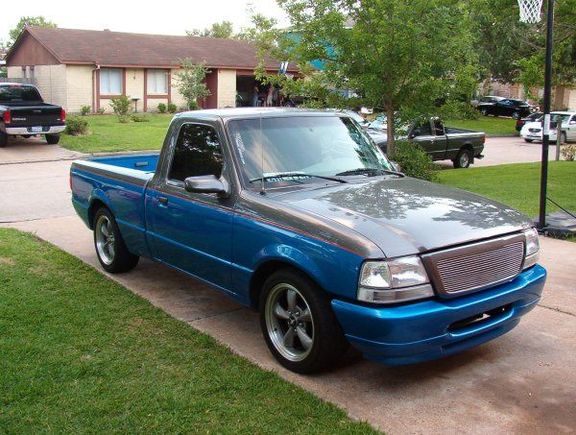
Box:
[70,152,160,258]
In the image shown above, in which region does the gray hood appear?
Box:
[271,177,531,258]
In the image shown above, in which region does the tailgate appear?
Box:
[8,105,64,128]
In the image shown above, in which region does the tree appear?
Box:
[3,16,56,49]
[187,21,234,38]
[470,0,576,103]
[174,59,211,110]
[257,0,477,157]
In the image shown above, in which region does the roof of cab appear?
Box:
[174,107,346,121]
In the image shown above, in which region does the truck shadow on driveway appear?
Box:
[118,257,575,434]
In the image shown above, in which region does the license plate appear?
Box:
[30,126,43,133]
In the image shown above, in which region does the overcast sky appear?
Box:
[1,0,289,41]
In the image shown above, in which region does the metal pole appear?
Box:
[538,0,554,229]
[556,121,561,160]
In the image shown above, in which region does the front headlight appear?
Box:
[523,227,540,269]
[358,256,434,304]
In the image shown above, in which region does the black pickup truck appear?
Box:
[0,83,66,147]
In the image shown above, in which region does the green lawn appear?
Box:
[445,117,518,136]
[62,114,171,153]
[438,161,576,218]
[0,229,376,433]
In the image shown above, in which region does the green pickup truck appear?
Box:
[372,117,486,168]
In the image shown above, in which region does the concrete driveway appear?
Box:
[437,136,562,168]
[1,143,575,433]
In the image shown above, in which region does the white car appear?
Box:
[520,111,576,143]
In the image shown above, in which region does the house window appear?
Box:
[100,68,123,95]
[147,69,168,95]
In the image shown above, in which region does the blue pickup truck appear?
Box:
[71,109,546,373]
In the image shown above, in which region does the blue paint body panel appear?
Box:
[332,265,546,365]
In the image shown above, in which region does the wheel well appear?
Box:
[249,261,322,310]
[87,199,108,229]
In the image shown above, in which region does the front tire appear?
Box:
[524,138,534,143]
[512,112,521,120]
[93,207,139,273]
[453,148,473,168]
[480,108,489,116]
[45,134,60,144]
[260,269,349,374]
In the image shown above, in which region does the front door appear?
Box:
[145,122,234,292]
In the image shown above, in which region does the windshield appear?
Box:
[551,113,570,124]
[0,85,43,103]
[228,115,394,188]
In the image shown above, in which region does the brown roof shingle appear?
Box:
[17,27,293,70]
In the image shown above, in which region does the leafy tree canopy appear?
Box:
[255,0,478,156]
[187,21,234,39]
[4,16,57,49]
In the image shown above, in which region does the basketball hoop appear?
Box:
[518,0,544,23]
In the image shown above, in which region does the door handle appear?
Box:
[158,196,169,206]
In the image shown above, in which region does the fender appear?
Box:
[249,241,361,301]
[88,188,114,227]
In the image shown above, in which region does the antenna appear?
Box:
[259,113,266,195]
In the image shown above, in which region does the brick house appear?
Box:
[5,27,296,113]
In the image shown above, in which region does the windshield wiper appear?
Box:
[249,171,347,184]
[335,167,404,177]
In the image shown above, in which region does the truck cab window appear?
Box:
[168,124,224,182]
[412,121,432,137]
[434,120,445,136]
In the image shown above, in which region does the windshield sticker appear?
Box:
[234,131,246,165]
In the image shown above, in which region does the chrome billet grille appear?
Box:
[422,234,525,298]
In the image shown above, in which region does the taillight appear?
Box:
[3,110,11,124]
[60,108,66,122]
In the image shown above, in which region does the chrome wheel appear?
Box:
[95,215,116,265]
[265,283,314,362]
[459,152,470,168]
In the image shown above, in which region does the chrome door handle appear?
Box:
[158,196,169,205]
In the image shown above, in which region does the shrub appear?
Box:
[561,144,576,161]
[167,102,177,113]
[131,114,150,122]
[80,105,91,116]
[392,140,438,181]
[157,103,167,113]
[64,116,89,136]
[110,95,131,121]
[96,107,105,115]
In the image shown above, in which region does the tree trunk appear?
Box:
[386,106,396,159]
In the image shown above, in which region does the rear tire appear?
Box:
[480,108,489,116]
[259,268,349,374]
[0,132,7,147]
[93,207,139,273]
[512,112,521,120]
[45,134,60,144]
[453,148,473,169]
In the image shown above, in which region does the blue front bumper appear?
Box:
[332,264,546,365]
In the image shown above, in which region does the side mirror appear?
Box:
[390,161,402,172]
[184,175,229,197]
[570,120,576,125]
